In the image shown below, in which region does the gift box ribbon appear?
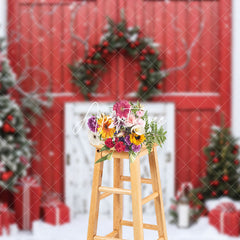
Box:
[215,202,237,234]
[18,177,39,230]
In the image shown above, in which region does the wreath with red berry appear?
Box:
[69,15,166,100]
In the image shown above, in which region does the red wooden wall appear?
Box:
[8,0,231,198]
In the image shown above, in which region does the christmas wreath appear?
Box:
[69,15,165,100]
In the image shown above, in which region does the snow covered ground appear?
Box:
[0,214,238,240]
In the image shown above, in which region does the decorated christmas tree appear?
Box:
[192,123,240,206]
[0,45,31,191]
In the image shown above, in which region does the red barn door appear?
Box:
[8,0,231,196]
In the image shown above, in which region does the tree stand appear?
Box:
[87,145,168,240]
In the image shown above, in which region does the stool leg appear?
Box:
[130,156,144,240]
[87,150,104,240]
[113,158,123,238]
[149,147,168,240]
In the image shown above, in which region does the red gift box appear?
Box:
[0,203,10,236]
[14,176,42,230]
[42,200,70,225]
[209,202,240,237]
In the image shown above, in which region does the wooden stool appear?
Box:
[87,145,168,240]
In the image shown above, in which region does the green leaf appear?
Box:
[95,152,113,164]
[129,151,138,163]
[99,145,110,152]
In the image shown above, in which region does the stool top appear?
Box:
[93,143,158,160]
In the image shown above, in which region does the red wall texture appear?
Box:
[8,0,231,198]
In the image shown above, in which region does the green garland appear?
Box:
[69,15,165,101]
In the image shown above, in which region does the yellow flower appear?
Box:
[129,132,146,145]
[97,115,115,139]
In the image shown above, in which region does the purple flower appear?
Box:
[125,135,131,146]
[125,145,130,152]
[132,144,141,153]
[113,100,131,118]
[88,116,98,132]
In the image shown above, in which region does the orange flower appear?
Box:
[97,115,115,139]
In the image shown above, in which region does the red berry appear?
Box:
[213,157,219,163]
[86,59,92,64]
[10,127,15,133]
[93,60,98,65]
[102,41,109,47]
[89,48,96,56]
[234,159,239,165]
[211,191,217,197]
[85,80,91,86]
[141,49,147,55]
[142,86,148,92]
[87,93,91,99]
[7,115,13,121]
[103,49,109,55]
[117,32,124,37]
[3,123,11,133]
[210,151,215,157]
[222,175,229,182]
[149,48,155,54]
[140,75,147,80]
[135,40,140,46]
[210,180,219,186]
[197,193,204,200]
[130,43,135,48]
[86,70,91,75]
[156,83,163,90]
[139,55,145,61]
[149,68,155,73]
[234,145,239,149]
[1,171,13,181]
[232,149,238,155]
[223,190,229,195]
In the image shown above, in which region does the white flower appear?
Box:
[131,125,145,135]
[88,130,102,146]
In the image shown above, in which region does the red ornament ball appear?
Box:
[7,115,13,121]
[140,75,147,81]
[93,60,98,65]
[135,40,140,46]
[197,193,204,200]
[210,180,219,186]
[86,59,92,64]
[102,41,109,47]
[222,175,229,182]
[213,157,219,163]
[139,55,145,61]
[86,70,91,75]
[232,149,238,155]
[223,190,229,195]
[85,80,91,86]
[148,48,155,55]
[142,86,148,92]
[1,171,13,181]
[87,93,91,99]
[130,43,135,48]
[234,159,239,165]
[149,68,155,73]
[117,32,124,38]
[156,83,163,90]
[211,191,217,197]
[210,151,215,157]
[234,145,239,149]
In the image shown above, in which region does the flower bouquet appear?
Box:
[87,100,167,163]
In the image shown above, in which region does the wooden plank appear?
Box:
[142,192,159,206]
[99,186,131,195]
[105,230,118,238]
[113,158,123,238]
[94,236,126,240]
[121,220,158,231]
[120,176,152,184]
[149,147,168,239]
[100,192,112,200]
[130,156,144,240]
[87,151,104,240]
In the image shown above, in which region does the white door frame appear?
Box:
[0,0,7,39]
[232,0,240,143]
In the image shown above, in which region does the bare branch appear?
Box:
[162,4,205,75]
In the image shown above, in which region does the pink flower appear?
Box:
[125,113,136,127]
[113,100,131,118]
[136,118,145,126]
[136,110,144,117]
[170,205,177,211]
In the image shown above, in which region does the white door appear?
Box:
[64,102,175,219]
